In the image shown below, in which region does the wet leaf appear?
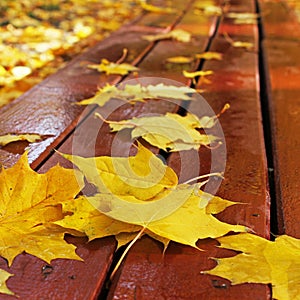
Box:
[224,33,254,50]
[0,134,42,146]
[87,58,139,75]
[226,12,258,24]
[183,70,214,79]
[0,152,84,265]
[59,144,246,249]
[166,56,193,64]
[195,52,223,60]
[231,41,254,49]
[98,112,219,152]
[62,143,178,202]
[55,196,140,241]
[77,83,195,107]
[204,233,300,300]
[140,1,175,14]
[143,29,191,43]
[0,269,14,295]
[194,4,222,16]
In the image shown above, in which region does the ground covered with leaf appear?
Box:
[0,0,142,107]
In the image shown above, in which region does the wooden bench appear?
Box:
[0,0,297,298]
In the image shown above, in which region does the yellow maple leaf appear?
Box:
[55,196,140,241]
[143,29,191,43]
[183,69,214,79]
[0,269,14,296]
[195,52,223,60]
[204,233,300,300]
[0,152,84,265]
[100,112,218,152]
[224,33,254,50]
[139,1,175,14]
[77,83,195,107]
[194,4,222,16]
[87,58,139,75]
[0,133,42,146]
[166,56,193,64]
[56,187,246,249]
[59,144,246,249]
[226,12,258,24]
[61,143,178,202]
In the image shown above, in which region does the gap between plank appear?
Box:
[255,0,284,237]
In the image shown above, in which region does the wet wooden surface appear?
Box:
[0,0,291,299]
[108,1,270,299]
[260,0,300,237]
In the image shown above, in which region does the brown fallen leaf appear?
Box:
[204,233,300,300]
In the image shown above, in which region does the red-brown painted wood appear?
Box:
[260,0,300,237]
[108,1,270,299]
[0,5,197,299]
[0,0,274,298]
[0,237,115,300]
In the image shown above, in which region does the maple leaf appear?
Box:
[183,70,214,79]
[0,152,84,265]
[77,83,195,107]
[98,112,219,152]
[61,143,178,202]
[87,58,139,75]
[139,1,175,14]
[204,233,300,300]
[56,187,246,250]
[55,196,141,241]
[0,269,14,295]
[195,52,223,60]
[0,133,42,146]
[59,144,246,249]
[166,56,193,64]
[143,29,191,43]
[224,33,254,50]
[194,4,222,16]
[226,12,258,24]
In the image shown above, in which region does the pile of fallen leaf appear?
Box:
[0,0,141,107]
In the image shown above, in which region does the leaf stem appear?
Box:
[110,226,146,281]
[116,48,128,64]
[182,172,224,185]
[94,112,137,127]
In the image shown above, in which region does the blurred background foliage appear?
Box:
[0,0,142,107]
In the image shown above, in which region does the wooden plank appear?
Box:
[0,6,196,299]
[34,5,219,300]
[260,0,300,237]
[108,1,270,299]
[0,237,115,300]
[0,3,188,170]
